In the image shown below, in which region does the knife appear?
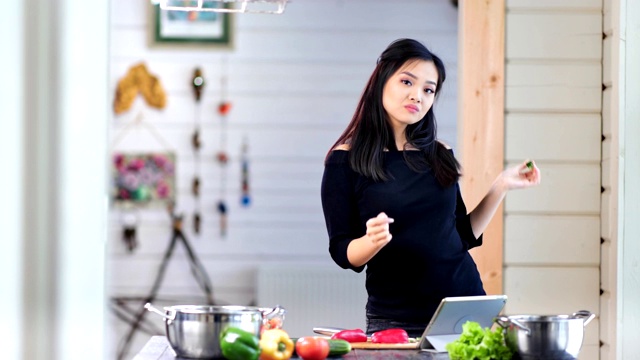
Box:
[313,326,375,341]
[313,326,346,336]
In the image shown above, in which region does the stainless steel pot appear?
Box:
[495,310,595,360]
[145,303,285,359]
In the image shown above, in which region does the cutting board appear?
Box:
[312,327,420,350]
[349,341,419,350]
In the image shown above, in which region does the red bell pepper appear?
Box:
[371,328,409,344]
[330,329,368,343]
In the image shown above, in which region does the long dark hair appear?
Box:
[327,38,460,187]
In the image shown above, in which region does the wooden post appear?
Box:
[458,0,505,295]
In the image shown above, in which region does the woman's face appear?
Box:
[382,59,438,131]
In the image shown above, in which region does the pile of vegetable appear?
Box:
[295,336,351,360]
[220,327,351,360]
[445,321,513,360]
[220,325,424,360]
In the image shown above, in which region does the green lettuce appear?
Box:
[445,321,513,360]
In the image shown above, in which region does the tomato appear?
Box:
[295,337,330,360]
[267,318,282,329]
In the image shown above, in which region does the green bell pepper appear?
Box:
[219,326,260,360]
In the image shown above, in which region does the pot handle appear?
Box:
[144,302,176,321]
[261,304,286,318]
[495,316,532,335]
[572,310,596,327]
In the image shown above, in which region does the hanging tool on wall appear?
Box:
[191,67,205,235]
[216,58,231,238]
[120,207,139,252]
[240,136,251,207]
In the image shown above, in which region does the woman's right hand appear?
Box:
[365,212,394,247]
[347,212,395,267]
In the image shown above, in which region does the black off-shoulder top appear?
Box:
[320,150,485,324]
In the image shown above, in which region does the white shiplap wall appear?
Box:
[597,0,640,358]
[600,0,617,357]
[106,1,459,357]
[504,1,602,359]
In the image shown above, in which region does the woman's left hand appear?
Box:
[501,160,541,190]
[470,160,542,237]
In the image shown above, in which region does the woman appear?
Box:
[320,38,541,337]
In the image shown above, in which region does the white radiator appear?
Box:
[256,264,368,337]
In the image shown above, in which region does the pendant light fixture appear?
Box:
[151,0,290,14]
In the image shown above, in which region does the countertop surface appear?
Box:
[133,336,451,360]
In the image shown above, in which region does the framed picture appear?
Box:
[111,152,176,207]
[152,3,233,48]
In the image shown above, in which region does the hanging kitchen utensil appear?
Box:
[191,129,202,150]
[192,175,202,234]
[240,136,251,207]
[120,208,139,252]
[194,212,201,234]
[191,67,205,235]
[217,200,227,237]
[192,177,201,197]
[192,67,205,101]
[216,58,231,238]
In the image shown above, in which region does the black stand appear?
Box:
[112,209,215,360]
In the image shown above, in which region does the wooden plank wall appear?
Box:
[503,1,602,359]
[106,0,460,357]
[458,0,505,297]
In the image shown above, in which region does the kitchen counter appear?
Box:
[133,336,451,360]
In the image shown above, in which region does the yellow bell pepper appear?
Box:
[259,329,294,360]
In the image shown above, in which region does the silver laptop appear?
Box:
[418,295,508,353]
